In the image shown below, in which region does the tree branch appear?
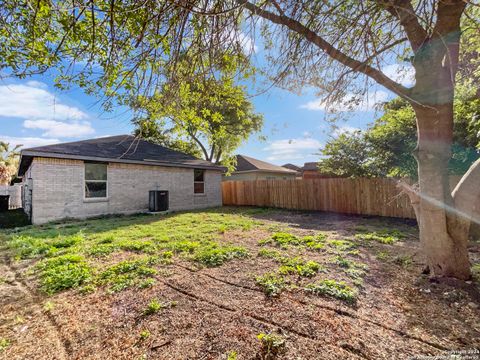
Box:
[239,0,412,99]
[377,0,428,51]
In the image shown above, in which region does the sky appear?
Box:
[0,45,414,167]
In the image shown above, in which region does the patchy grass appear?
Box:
[260,232,326,250]
[355,229,406,244]
[305,279,357,304]
[99,257,158,293]
[37,254,92,294]
[192,245,248,267]
[2,208,478,359]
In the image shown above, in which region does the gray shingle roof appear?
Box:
[18,135,225,175]
[233,155,297,173]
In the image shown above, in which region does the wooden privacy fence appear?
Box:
[222,178,417,219]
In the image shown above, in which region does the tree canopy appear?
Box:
[0,142,21,185]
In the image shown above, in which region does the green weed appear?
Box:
[355,229,405,244]
[0,338,10,352]
[226,350,238,360]
[305,279,357,304]
[193,245,248,267]
[278,257,323,277]
[262,232,326,250]
[139,330,151,340]
[257,332,286,359]
[38,254,92,294]
[255,272,287,297]
[143,298,162,315]
[100,258,158,292]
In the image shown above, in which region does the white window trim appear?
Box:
[84,163,109,201]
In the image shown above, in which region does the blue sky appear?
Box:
[0,54,413,166]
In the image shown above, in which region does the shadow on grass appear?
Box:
[0,209,30,229]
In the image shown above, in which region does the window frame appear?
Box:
[84,162,108,200]
[194,169,205,195]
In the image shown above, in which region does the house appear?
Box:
[224,155,297,181]
[281,163,302,177]
[17,135,225,224]
[301,162,335,179]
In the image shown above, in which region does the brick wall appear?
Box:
[28,157,223,224]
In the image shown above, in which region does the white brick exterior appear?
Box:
[24,157,222,224]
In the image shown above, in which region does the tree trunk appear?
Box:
[413,105,471,279]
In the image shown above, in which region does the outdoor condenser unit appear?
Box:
[149,190,169,212]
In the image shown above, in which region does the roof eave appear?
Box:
[20,151,226,172]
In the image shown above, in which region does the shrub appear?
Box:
[255,272,286,297]
[305,279,357,304]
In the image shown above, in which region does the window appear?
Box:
[85,162,107,198]
[194,169,205,194]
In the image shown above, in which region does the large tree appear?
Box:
[318,93,480,179]
[132,61,263,172]
[1,1,479,279]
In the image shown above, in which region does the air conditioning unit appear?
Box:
[149,190,169,212]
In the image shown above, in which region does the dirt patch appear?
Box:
[0,208,479,360]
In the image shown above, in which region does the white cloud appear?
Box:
[0,82,88,121]
[382,64,415,87]
[303,131,312,138]
[0,135,60,149]
[300,91,390,112]
[23,119,95,138]
[264,138,322,161]
[0,81,95,139]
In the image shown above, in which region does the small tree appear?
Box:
[0,142,21,185]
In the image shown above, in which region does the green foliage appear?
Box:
[278,257,322,277]
[193,245,248,267]
[139,330,151,340]
[0,338,10,352]
[255,272,287,297]
[263,232,326,250]
[355,229,405,244]
[257,332,286,359]
[226,350,238,360]
[143,298,162,315]
[318,130,377,177]
[133,63,263,172]
[305,280,357,304]
[318,93,480,178]
[99,258,158,292]
[38,254,92,294]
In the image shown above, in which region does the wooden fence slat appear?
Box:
[220,177,434,219]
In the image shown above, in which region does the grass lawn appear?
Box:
[0,207,479,359]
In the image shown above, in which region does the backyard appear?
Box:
[0,207,479,360]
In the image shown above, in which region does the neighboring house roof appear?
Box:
[18,135,225,176]
[282,163,301,171]
[301,162,320,171]
[232,155,297,174]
